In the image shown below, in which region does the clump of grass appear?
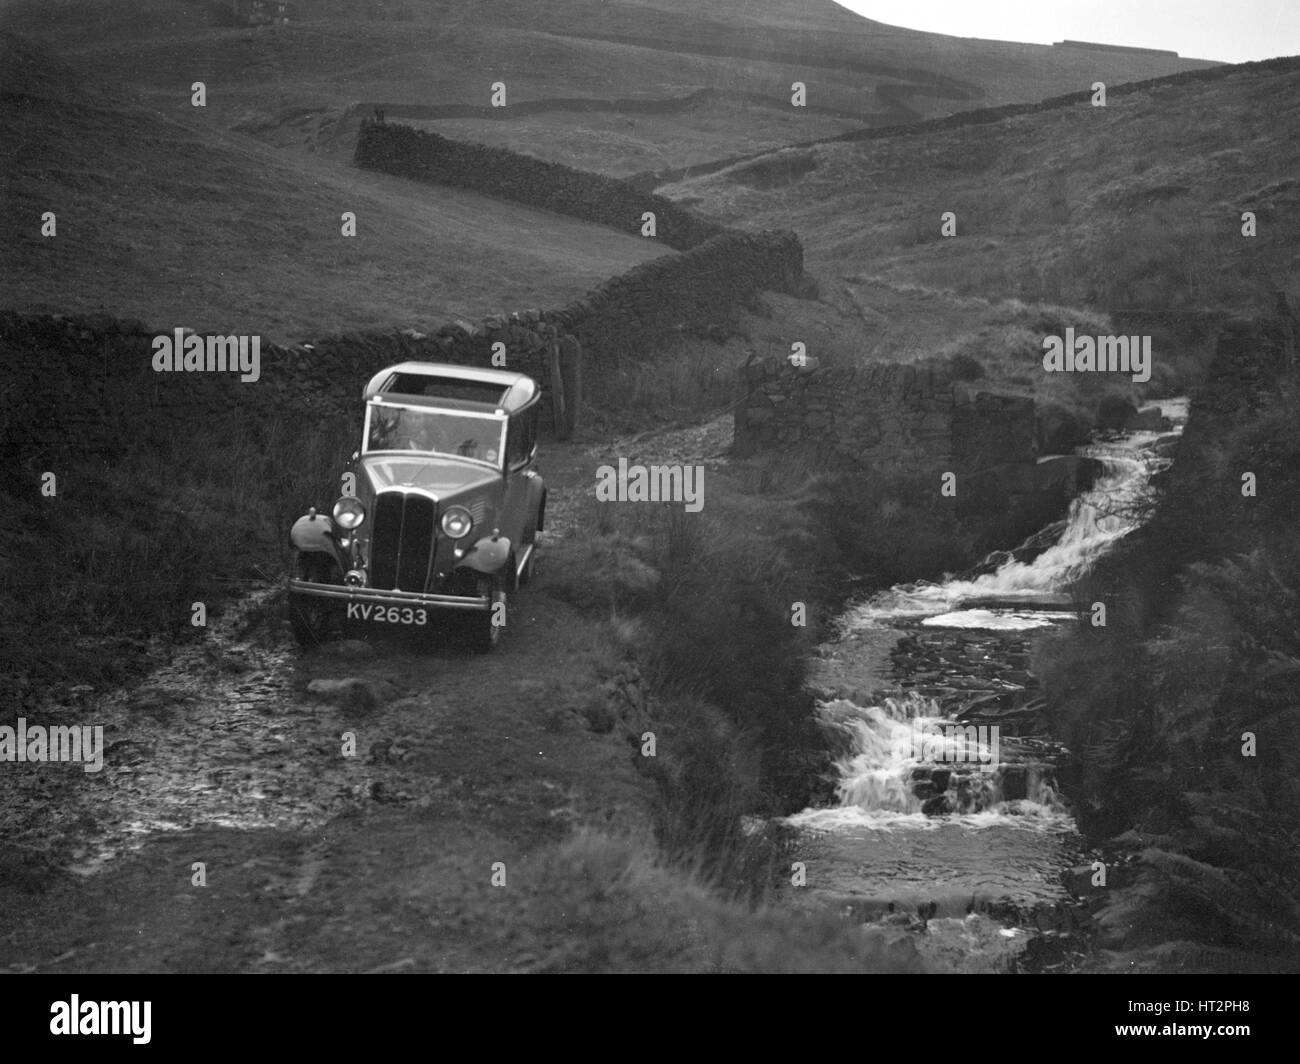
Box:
[521,830,924,972]
[582,334,746,432]
[548,460,852,901]
[542,529,661,613]
[646,503,832,812]
[640,694,775,899]
[946,352,985,381]
[799,470,978,590]
[1,409,354,706]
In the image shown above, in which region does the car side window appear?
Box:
[507,406,538,469]
[506,416,526,468]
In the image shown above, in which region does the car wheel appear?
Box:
[289,553,334,647]
[288,593,330,647]
[470,572,507,653]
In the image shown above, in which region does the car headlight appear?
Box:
[440,505,473,539]
[332,496,366,530]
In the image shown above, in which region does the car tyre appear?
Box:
[288,593,330,647]
[289,553,335,647]
[470,572,507,653]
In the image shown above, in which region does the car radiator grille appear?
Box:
[369,493,437,591]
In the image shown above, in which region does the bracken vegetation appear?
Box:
[1033,306,1300,971]
[2,409,355,708]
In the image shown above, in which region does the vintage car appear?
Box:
[287,362,546,651]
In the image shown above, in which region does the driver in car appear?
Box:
[401,417,490,460]
[405,418,444,453]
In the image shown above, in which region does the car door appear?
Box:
[502,404,540,548]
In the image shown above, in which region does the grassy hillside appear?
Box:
[0,32,665,341]
[0,0,1231,342]
[1,0,1218,178]
[663,60,1300,392]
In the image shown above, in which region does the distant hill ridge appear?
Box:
[1054,40,1180,58]
[629,53,1297,190]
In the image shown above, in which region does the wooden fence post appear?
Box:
[548,340,568,440]
[558,335,581,439]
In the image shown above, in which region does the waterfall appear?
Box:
[843,432,1176,632]
[790,401,1183,830]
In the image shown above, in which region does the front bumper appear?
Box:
[287,578,490,612]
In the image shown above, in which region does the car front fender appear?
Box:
[455,534,512,574]
[290,511,346,569]
[528,478,547,532]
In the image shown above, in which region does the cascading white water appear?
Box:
[789,401,1184,832]
[843,426,1179,632]
[791,691,1069,831]
[830,694,1005,811]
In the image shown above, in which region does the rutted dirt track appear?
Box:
[0,438,699,974]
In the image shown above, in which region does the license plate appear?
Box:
[346,603,428,626]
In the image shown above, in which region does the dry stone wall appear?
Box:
[353,121,726,251]
[736,359,960,471]
[351,119,807,364]
[735,356,1090,533]
[554,229,804,361]
[1,226,804,461]
[0,311,578,463]
[736,358,1037,472]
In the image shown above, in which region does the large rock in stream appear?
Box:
[958,456,1105,541]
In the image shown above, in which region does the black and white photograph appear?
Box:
[1,0,1296,1024]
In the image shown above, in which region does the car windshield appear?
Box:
[366,404,504,466]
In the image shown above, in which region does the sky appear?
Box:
[835,0,1300,63]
